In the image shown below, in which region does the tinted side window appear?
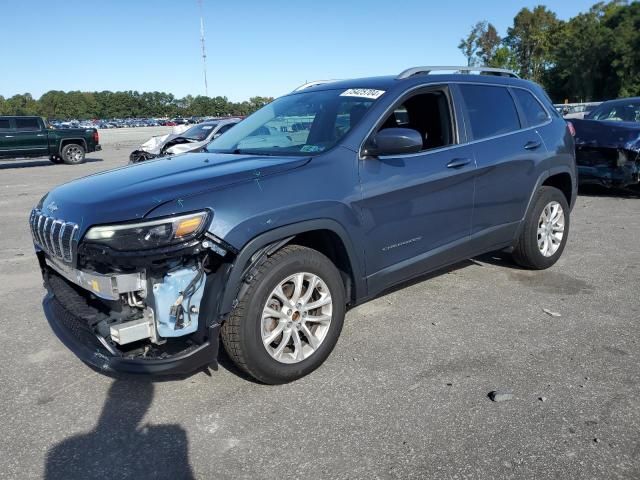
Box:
[15,118,41,131]
[513,89,549,126]
[377,90,453,151]
[217,123,235,134]
[459,85,520,140]
[333,98,374,138]
[0,119,11,130]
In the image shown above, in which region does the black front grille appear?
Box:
[29,209,79,263]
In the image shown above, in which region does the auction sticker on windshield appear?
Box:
[340,89,385,100]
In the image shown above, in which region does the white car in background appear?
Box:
[129,118,241,163]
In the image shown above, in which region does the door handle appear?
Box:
[36,134,45,137]
[446,158,472,169]
[4,135,14,138]
[524,140,542,150]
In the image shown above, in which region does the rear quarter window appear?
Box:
[512,88,549,126]
[15,118,41,131]
[0,119,12,130]
[458,84,521,140]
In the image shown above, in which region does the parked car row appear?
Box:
[49,116,235,130]
[554,102,602,120]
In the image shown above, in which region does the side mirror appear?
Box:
[363,128,423,157]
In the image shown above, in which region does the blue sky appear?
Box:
[2,0,596,101]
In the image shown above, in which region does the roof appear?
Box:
[289,72,538,98]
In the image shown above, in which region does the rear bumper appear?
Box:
[43,291,219,376]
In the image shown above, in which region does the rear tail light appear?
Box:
[566,121,575,137]
[93,130,100,143]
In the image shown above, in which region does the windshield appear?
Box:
[206,88,381,155]
[589,101,640,123]
[182,122,219,141]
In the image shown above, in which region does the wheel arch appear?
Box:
[59,138,87,154]
[514,167,575,242]
[217,219,365,319]
[542,171,573,207]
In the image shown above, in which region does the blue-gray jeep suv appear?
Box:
[30,67,576,383]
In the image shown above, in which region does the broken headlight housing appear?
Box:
[84,211,210,251]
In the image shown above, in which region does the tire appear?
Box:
[221,244,346,384]
[513,186,570,270]
[61,143,86,164]
[49,155,63,164]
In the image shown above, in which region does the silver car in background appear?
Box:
[129,118,241,163]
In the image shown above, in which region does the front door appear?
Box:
[357,87,476,292]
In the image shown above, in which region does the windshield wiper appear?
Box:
[231,149,280,156]
[205,148,285,156]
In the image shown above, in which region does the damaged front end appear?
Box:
[129,129,201,164]
[574,119,640,189]
[576,146,640,188]
[31,208,235,375]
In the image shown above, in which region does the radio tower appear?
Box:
[198,0,209,96]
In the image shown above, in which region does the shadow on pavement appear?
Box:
[375,259,476,301]
[44,379,195,480]
[0,158,103,170]
[473,250,529,270]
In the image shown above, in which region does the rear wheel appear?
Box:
[49,155,63,164]
[61,143,86,164]
[221,245,345,384]
[513,186,570,269]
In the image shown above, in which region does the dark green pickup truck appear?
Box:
[0,116,101,164]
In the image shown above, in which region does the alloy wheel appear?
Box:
[261,272,333,364]
[537,201,565,257]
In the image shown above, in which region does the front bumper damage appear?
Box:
[577,146,640,188]
[37,235,234,376]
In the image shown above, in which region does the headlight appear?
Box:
[84,211,210,251]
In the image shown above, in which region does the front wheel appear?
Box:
[61,144,86,164]
[221,245,345,384]
[513,186,570,269]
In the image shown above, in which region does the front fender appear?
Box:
[215,218,365,318]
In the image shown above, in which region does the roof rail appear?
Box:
[397,66,519,79]
[292,80,339,92]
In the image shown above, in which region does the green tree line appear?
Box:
[459,0,640,102]
[0,90,274,119]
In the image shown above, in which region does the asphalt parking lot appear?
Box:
[0,127,638,479]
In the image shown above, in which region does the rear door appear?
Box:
[457,83,549,247]
[358,86,477,291]
[13,117,49,156]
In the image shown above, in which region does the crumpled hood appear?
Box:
[140,133,200,155]
[40,152,309,232]
[573,119,640,150]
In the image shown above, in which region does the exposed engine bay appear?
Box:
[40,233,232,366]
